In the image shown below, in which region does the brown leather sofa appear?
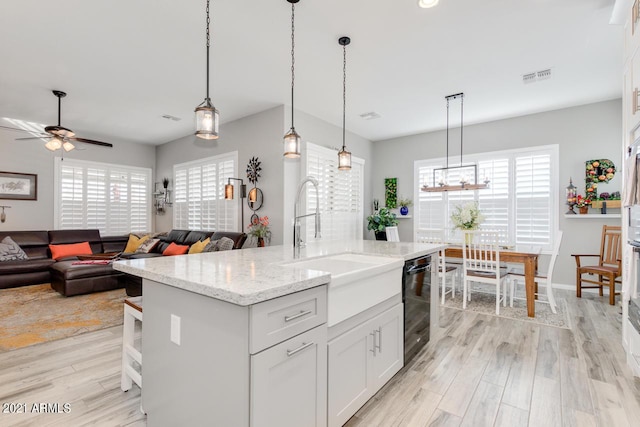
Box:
[121,229,247,296]
[0,231,55,289]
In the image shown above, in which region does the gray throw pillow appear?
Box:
[135,238,160,254]
[202,239,219,253]
[0,236,29,261]
[215,237,235,251]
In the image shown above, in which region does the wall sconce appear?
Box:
[225,178,246,231]
[0,206,10,223]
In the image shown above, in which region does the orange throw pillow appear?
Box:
[49,242,93,260]
[163,242,189,256]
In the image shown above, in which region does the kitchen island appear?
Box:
[114,240,443,427]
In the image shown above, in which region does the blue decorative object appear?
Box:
[400,206,409,216]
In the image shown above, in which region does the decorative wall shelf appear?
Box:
[396,215,412,219]
[563,214,621,219]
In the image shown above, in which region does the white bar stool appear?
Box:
[121,296,143,392]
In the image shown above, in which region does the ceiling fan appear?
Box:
[0,90,113,151]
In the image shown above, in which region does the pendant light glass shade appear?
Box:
[195,0,220,140]
[338,148,351,170]
[45,137,62,151]
[284,127,301,158]
[283,0,301,158]
[195,103,219,139]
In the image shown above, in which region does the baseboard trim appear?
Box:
[552,282,607,294]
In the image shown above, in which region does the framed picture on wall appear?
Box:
[0,171,37,200]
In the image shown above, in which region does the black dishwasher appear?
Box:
[403,255,432,364]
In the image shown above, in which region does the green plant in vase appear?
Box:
[366,208,399,240]
[397,196,413,216]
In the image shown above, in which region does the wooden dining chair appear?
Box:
[462,230,508,315]
[572,225,622,305]
[416,228,459,304]
[509,231,563,314]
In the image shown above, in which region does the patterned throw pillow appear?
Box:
[202,239,220,253]
[135,238,160,254]
[0,236,29,261]
[215,237,235,251]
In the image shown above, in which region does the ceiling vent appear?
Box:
[360,111,381,120]
[161,114,181,122]
[523,68,552,84]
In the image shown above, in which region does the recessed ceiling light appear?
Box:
[418,0,439,8]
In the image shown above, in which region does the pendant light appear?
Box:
[337,36,352,171]
[283,0,301,158]
[421,92,489,192]
[194,0,220,140]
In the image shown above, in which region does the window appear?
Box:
[173,152,237,231]
[54,158,152,236]
[414,145,558,250]
[304,143,364,241]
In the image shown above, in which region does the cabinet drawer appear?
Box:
[250,286,327,354]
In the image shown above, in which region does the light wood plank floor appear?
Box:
[1,290,639,426]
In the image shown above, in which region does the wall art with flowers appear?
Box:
[585,159,615,198]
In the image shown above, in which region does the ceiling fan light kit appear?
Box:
[283,0,302,158]
[195,0,220,140]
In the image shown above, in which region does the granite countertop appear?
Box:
[113,240,444,306]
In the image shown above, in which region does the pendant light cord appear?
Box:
[342,43,346,150]
[205,0,211,102]
[290,2,296,128]
[460,94,464,166]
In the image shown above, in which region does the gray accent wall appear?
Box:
[0,128,155,232]
[371,99,622,286]
[155,106,286,245]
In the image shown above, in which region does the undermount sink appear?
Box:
[281,253,404,326]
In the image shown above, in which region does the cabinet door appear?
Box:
[327,318,375,427]
[251,325,327,427]
[372,303,404,389]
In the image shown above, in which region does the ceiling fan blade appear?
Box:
[15,136,48,140]
[68,137,113,148]
[0,125,32,133]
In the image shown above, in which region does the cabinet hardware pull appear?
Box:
[370,332,377,355]
[284,310,312,322]
[376,327,382,352]
[286,341,314,357]
[635,89,640,115]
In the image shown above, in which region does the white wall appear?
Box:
[372,99,622,286]
[0,128,155,232]
[155,106,285,245]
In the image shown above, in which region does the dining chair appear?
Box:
[416,228,460,304]
[508,231,563,314]
[462,230,508,315]
[572,225,622,305]
[385,226,400,242]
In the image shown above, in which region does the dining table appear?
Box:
[444,246,540,318]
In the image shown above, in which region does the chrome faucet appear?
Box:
[293,176,321,258]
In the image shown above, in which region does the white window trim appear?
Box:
[172,151,238,232]
[53,157,152,235]
[413,144,559,251]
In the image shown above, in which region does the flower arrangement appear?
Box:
[397,196,413,208]
[247,216,271,246]
[450,201,484,230]
[575,195,591,208]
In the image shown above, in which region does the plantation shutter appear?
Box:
[305,143,364,242]
[173,152,237,232]
[416,163,445,233]
[477,158,509,245]
[55,158,151,235]
[515,152,552,248]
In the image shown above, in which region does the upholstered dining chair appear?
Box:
[416,228,459,304]
[572,225,622,305]
[508,231,563,314]
[462,230,509,315]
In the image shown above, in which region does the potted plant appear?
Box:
[247,216,271,247]
[397,196,413,216]
[450,201,484,244]
[575,195,591,214]
[366,208,399,241]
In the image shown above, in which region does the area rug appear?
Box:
[0,283,126,352]
[441,285,571,329]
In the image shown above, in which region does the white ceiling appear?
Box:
[0,0,623,146]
